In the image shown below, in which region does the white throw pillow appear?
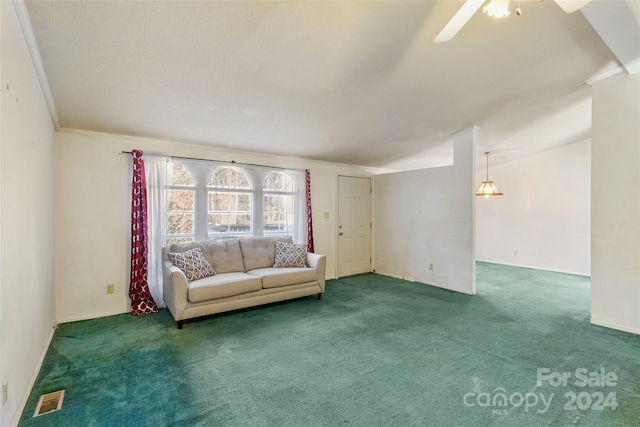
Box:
[273,241,307,268]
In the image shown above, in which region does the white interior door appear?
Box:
[338,176,371,277]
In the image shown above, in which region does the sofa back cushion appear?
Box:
[198,239,244,274]
[239,236,293,271]
[168,240,245,274]
[168,242,198,254]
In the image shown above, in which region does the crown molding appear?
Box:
[585,66,625,86]
[12,0,60,129]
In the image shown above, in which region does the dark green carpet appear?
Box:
[19,263,640,426]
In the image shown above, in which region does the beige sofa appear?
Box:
[163,237,326,328]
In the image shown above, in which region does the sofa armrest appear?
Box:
[307,252,326,292]
[163,260,189,321]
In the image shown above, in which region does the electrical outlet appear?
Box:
[429,263,434,271]
[3,381,8,406]
[106,284,115,294]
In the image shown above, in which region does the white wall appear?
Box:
[591,71,640,335]
[55,129,385,323]
[373,128,476,294]
[1,2,56,425]
[476,141,591,276]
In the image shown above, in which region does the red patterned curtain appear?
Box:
[305,169,314,253]
[129,150,159,315]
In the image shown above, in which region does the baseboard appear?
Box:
[373,270,404,281]
[11,326,56,427]
[475,259,591,277]
[590,318,640,335]
[57,308,128,324]
[374,271,476,295]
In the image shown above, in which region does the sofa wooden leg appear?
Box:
[317,293,322,301]
[177,320,183,330]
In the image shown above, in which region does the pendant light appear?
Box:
[475,152,503,197]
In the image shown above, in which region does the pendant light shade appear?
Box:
[475,152,503,197]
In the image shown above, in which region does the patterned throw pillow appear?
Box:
[167,247,215,282]
[273,241,308,268]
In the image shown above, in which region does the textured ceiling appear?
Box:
[25,0,619,170]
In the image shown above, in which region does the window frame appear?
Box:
[165,160,303,244]
[207,166,255,239]
[165,162,197,245]
[262,171,296,237]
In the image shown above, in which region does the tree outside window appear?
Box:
[263,171,295,236]
[164,161,302,245]
[166,162,196,245]
[207,167,253,239]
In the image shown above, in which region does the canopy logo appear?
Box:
[463,388,553,414]
[463,367,618,416]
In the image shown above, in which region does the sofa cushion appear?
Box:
[188,272,262,303]
[273,241,308,268]
[167,247,215,282]
[239,236,293,271]
[168,241,198,253]
[198,239,245,274]
[247,267,318,289]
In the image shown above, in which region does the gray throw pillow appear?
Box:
[167,247,215,281]
[273,241,307,268]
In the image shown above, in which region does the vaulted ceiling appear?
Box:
[25,0,628,170]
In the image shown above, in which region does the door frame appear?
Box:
[335,174,374,278]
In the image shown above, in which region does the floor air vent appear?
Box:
[34,390,65,417]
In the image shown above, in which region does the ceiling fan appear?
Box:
[434,0,593,42]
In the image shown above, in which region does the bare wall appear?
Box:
[591,71,640,334]
[476,140,591,276]
[1,2,56,425]
[374,128,476,294]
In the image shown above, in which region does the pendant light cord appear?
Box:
[485,152,490,181]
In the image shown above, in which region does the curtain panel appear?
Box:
[145,154,169,308]
[305,169,314,253]
[129,150,159,315]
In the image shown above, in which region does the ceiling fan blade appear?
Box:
[553,0,593,13]
[434,0,486,43]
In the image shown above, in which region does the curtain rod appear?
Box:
[120,151,304,172]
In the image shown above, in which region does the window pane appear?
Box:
[263,169,294,237]
[167,213,194,235]
[263,193,293,233]
[207,214,252,234]
[263,194,293,212]
[208,192,251,212]
[263,172,293,191]
[167,190,194,211]
[207,167,251,189]
[168,162,194,186]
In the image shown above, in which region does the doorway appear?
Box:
[337,176,372,277]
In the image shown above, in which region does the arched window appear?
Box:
[162,161,303,245]
[166,161,196,245]
[207,167,253,238]
[263,171,295,236]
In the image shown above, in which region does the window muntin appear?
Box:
[207,167,253,238]
[263,172,295,236]
[166,162,196,245]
